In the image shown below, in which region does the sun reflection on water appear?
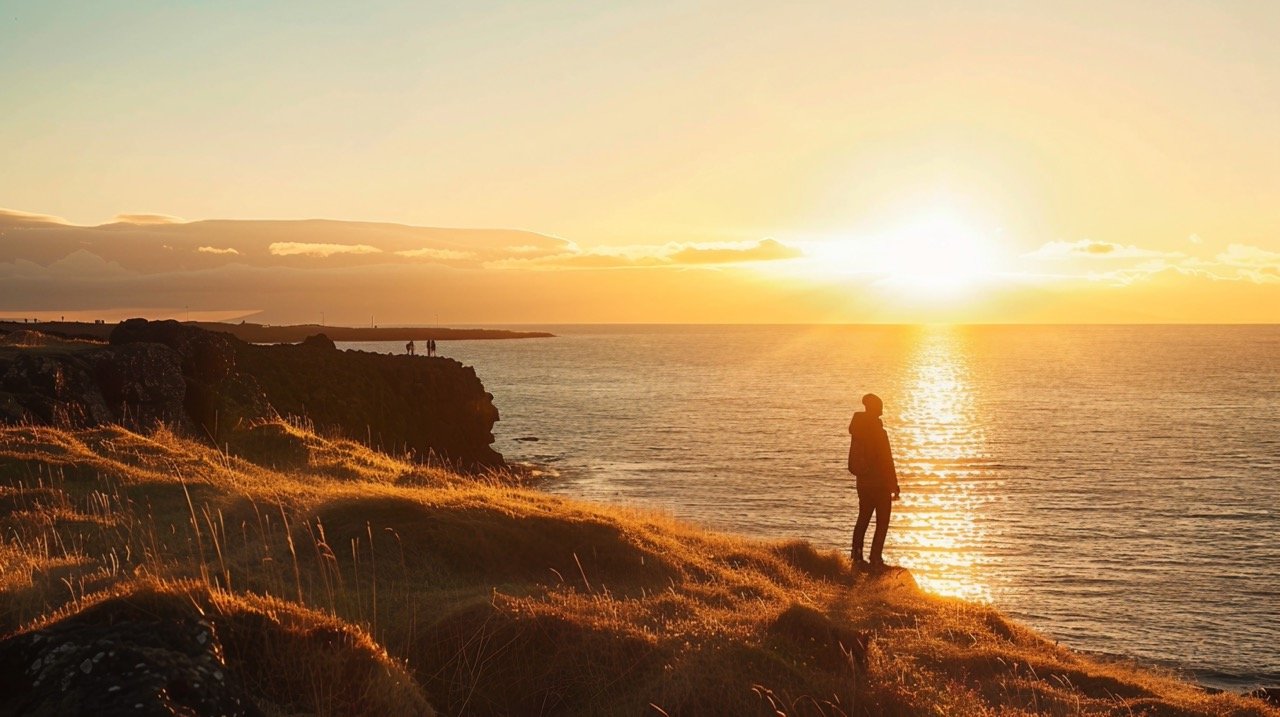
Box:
[893,326,995,601]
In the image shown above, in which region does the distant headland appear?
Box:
[0,319,554,343]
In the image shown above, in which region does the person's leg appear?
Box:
[869,494,893,565]
[851,496,875,562]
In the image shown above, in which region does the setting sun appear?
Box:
[868,210,1004,294]
[787,206,1006,299]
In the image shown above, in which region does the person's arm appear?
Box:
[847,438,857,474]
[883,431,900,497]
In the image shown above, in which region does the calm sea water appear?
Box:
[342,325,1279,689]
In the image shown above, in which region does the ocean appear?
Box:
[341,324,1279,689]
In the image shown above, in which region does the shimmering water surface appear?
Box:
[344,325,1279,688]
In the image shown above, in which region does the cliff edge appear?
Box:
[0,319,502,469]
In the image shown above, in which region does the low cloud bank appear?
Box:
[1023,238,1279,286]
[1024,239,1180,260]
[114,213,185,225]
[491,238,804,269]
[268,242,382,258]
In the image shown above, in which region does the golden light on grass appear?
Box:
[1,419,1272,715]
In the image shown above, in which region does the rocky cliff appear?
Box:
[0,320,502,469]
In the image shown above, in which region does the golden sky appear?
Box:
[1,2,1277,323]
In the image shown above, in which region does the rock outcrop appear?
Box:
[0,583,434,717]
[0,340,188,429]
[0,320,503,469]
[0,604,262,717]
[231,335,502,468]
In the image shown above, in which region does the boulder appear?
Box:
[0,352,112,425]
[0,609,262,717]
[109,319,272,438]
[110,318,237,385]
[90,342,189,428]
[299,333,337,351]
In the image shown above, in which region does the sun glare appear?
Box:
[801,208,1005,297]
[875,212,1001,291]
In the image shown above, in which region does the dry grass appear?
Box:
[0,330,103,350]
[0,420,1274,716]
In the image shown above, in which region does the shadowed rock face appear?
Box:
[0,320,503,469]
[108,319,272,440]
[0,342,188,428]
[232,335,503,469]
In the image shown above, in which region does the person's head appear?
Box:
[861,393,883,417]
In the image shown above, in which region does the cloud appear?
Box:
[0,208,67,226]
[1212,244,1280,283]
[505,244,557,255]
[0,250,133,279]
[1048,242,1280,286]
[1024,239,1181,260]
[197,246,240,255]
[666,238,804,264]
[1215,243,1280,267]
[268,242,382,257]
[395,247,475,261]
[488,238,804,270]
[484,250,645,270]
[114,213,185,225]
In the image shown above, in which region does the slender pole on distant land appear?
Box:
[321,312,324,326]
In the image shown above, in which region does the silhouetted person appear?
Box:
[848,393,899,569]
[428,339,437,356]
[406,340,415,355]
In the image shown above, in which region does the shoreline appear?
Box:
[505,449,1276,694]
[0,319,555,343]
[1,325,1274,712]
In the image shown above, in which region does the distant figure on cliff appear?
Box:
[848,393,900,569]
[406,340,415,356]
[428,339,437,357]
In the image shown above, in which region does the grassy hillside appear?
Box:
[0,421,1273,716]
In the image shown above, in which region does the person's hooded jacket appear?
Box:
[848,411,898,495]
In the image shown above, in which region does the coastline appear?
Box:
[0,319,555,343]
[0,326,1275,714]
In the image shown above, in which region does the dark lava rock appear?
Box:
[0,352,113,425]
[108,320,503,468]
[90,342,188,427]
[1251,687,1280,706]
[108,319,272,439]
[299,333,337,351]
[234,341,503,469]
[0,609,262,717]
[0,339,192,432]
[2,319,503,470]
[110,319,237,385]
